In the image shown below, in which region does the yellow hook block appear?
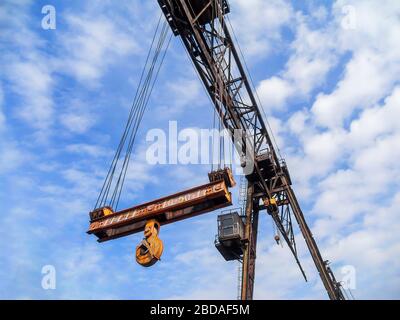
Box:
[135,219,164,267]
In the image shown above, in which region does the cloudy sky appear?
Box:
[0,0,399,299]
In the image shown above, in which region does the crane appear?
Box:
[155,0,345,300]
[88,0,346,300]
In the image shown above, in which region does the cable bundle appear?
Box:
[95,16,172,211]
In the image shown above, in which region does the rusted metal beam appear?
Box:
[88,180,232,242]
[241,182,259,300]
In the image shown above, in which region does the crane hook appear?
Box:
[135,219,164,267]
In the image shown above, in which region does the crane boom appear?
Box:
[157,0,345,300]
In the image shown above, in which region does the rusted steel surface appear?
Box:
[88,180,232,242]
[208,167,236,188]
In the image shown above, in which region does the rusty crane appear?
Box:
[88,0,346,300]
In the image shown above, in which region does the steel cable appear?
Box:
[94,16,171,211]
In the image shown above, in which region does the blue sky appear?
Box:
[1,0,400,299]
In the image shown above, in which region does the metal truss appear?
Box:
[157,0,345,300]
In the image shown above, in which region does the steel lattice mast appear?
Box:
[156,0,345,300]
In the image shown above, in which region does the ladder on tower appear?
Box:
[237,175,247,299]
[237,262,242,300]
[238,175,247,209]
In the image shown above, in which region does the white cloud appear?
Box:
[230,0,294,57]
[311,5,329,22]
[312,0,400,129]
[348,88,400,149]
[168,78,203,108]
[60,113,95,134]
[285,16,338,90]
[0,142,26,174]
[334,0,400,58]
[254,0,400,299]
[0,2,54,132]
[61,167,102,198]
[287,109,309,135]
[59,14,138,85]
[323,192,400,298]
[254,236,322,300]
[119,143,160,199]
[1,1,142,135]
[265,116,286,150]
[257,12,339,112]
[8,61,54,129]
[0,84,5,130]
[313,86,400,220]
[154,77,205,120]
[257,77,293,111]
[312,50,398,128]
[66,143,108,157]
